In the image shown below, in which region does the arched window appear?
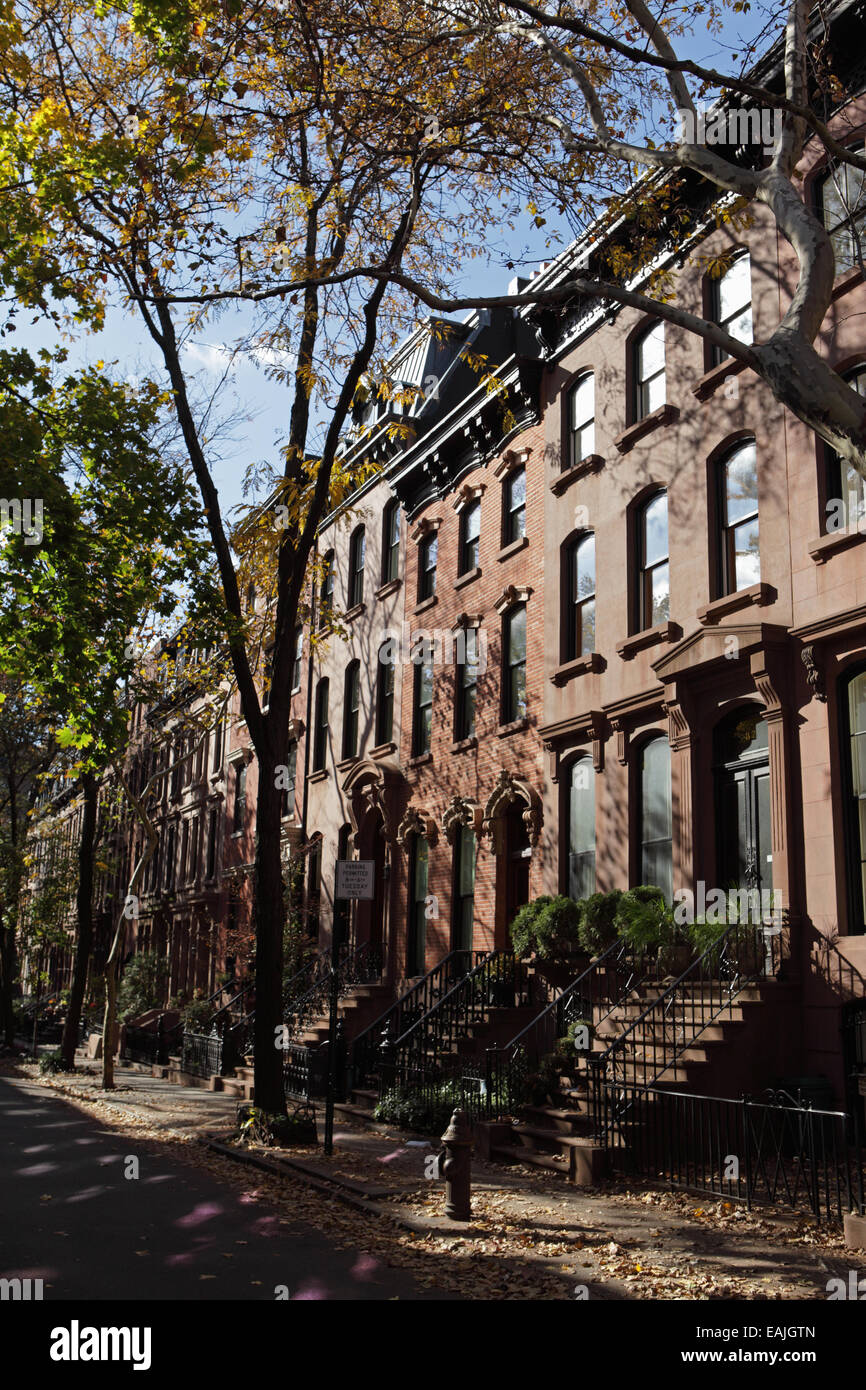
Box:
[843,668,866,933]
[637,491,669,630]
[567,757,596,899]
[719,440,760,594]
[568,372,595,468]
[418,531,438,601]
[818,143,866,277]
[566,533,596,660]
[382,501,401,584]
[502,603,527,723]
[375,641,395,746]
[634,322,665,420]
[342,660,360,760]
[319,550,334,629]
[826,367,866,532]
[348,527,366,608]
[407,833,429,975]
[712,252,752,365]
[313,678,329,771]
[638,736,672,902]
[502,466,526,545]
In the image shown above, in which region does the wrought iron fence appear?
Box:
[598,1081,864,1225]
[122,1018,183,1066]
[181,1030,224,1079]
[283,1042,329,1102]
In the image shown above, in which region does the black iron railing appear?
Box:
[600,1080,864,1225]
[181,1030,225,1079]
[283,1041,330,1101]
[482,937,651,1120]
[588,920,785,1136]
[383,951,533,1092]
[122,1017,183,1066]
[238,940,382,1060]
[350,949,487,1093]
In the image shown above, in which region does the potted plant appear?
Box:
[578,890,623,957]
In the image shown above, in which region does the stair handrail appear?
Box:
[481,936,648,1117]
[349,949,487,1091]
[588,917,784,1135]
[236,939,383,1058]
[383,950,532,1088]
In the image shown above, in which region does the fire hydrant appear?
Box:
[440,1107,473,1221]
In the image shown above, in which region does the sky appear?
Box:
[19,4,779,523]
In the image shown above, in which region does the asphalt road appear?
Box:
[0,1073,430,1300]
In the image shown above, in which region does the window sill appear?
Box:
[497,535,529,563]
[375,578,401,601]
[336,755,360,773]
[408,751,433,768]
[692,356,748,402]
[414,594,438,615]
[614,403,680,454]
[454,566,481,590]
[807,526,866,564]
[496,716,529,738]
[697,582,775,625]
[450,736,478,754]
[308,768,329,784]
[371,740,397,759]
[831,265,864,301]
[616,621,682,660]
[550,652,605,686]
[344,602,366,622]
[550,453,604,496]
[231,830,244,840]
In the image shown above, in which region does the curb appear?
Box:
[199,1136,404,1220]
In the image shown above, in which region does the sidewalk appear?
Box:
[4,1051,863,1301]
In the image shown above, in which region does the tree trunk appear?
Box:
[252,755,288,1115]
[60,771,97,1069]
[0,904,17,1047]
[102,953,119,1089]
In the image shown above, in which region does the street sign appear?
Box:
[335,858,375,901]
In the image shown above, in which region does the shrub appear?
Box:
[688,916,731,961]
[39,1049,69,1074]
[509,895,583,960]
[182,999,216,1033]
[509,896,554,958]
[373,1083,462,1135]
[614,886,678,954]
[578,890,623,955]
[117,952,169,1023]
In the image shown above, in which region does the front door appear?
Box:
[505,803,531,931]
[714,706,772,902]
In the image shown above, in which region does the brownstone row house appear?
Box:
[27,11,866,1140]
